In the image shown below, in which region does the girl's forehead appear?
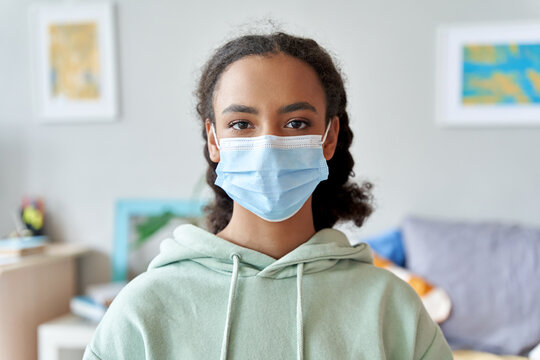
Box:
[213,53,326,111]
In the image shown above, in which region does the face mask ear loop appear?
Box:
[321,119,332,145]
[211,123,221,150]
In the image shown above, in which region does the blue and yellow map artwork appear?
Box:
[462,43,540,105]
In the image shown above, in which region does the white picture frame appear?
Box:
[29,2,119,123]
[436,21,540,127]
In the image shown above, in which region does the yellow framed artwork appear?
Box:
[29,3,118,123]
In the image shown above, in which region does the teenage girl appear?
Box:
[83,32,453,360]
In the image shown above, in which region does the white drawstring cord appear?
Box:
[219,256,306,360]
[296,263,305,360]
[220,254,240,360]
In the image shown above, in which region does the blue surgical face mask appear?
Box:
[211,122,332,222]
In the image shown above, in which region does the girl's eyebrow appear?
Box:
[279,102,318,114]
[222,104,258,115]
[221,102,318,115]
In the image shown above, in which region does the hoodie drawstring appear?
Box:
[220,253,241,360]
[296,263,304,360]
[220,256,305,360]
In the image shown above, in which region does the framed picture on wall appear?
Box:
[113,199,207,282]
[29,3,119,123]
[436,22,540,127]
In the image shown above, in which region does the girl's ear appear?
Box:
[323,116,340,161]
[205,119,220,163]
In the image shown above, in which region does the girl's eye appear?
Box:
[229,121,252,130]
[285,120,309,129]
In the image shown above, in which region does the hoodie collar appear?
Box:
[147,224,373,279]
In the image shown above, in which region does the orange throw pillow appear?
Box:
[372,252,452,323]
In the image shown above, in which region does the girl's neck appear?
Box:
[216,198,316,259]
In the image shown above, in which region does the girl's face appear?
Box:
[206,53,339,163]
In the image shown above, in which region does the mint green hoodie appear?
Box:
[83,224,452,359]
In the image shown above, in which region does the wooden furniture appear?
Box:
[38,313,97,360]
[0,243,89,360]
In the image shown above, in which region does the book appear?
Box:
[70,295,107,323]
[0,244,46,257]
[0,236,48,257]
[69,281,127,322]
[85,281,127,307]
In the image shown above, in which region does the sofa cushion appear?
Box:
[402,216,540,356]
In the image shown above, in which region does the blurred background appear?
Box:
[3,0,540,283]
[1,0,540,359]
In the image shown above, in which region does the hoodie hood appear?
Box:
[147,224,373,278]
[147,224,374,360]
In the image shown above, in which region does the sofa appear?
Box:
[350,215,540,359]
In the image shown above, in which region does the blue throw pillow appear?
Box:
[362,228,405,267]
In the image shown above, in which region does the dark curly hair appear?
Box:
[195,32,375,233]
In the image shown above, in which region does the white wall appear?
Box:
[2,0,540,284]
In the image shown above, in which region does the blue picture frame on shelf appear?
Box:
[112,199,206,282]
